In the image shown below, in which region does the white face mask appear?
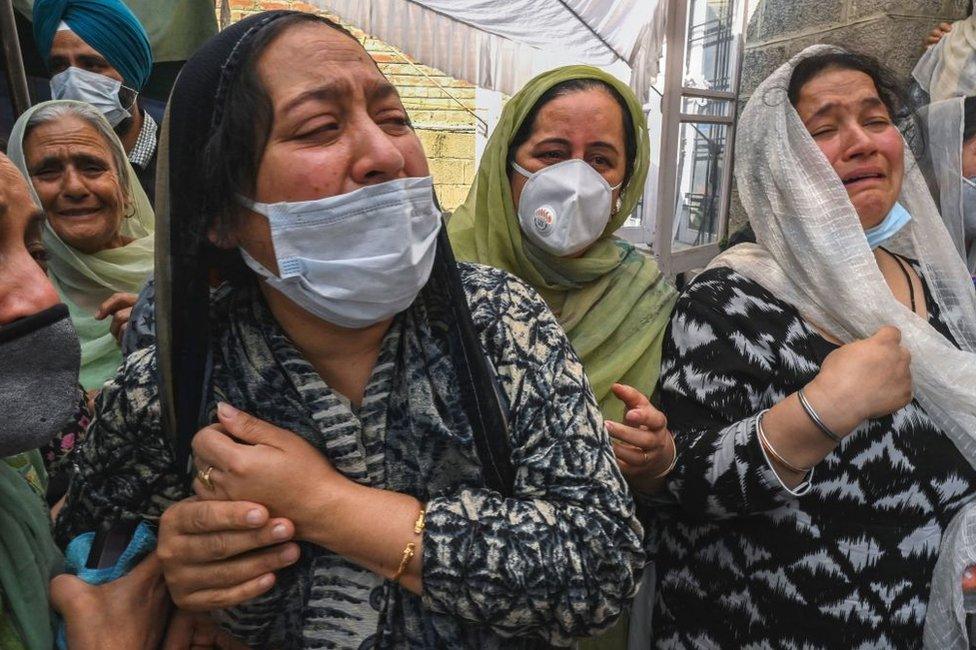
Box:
[963,176,976,239]
[50,67,134,127]
[512,158,621,257]
[238,176,443,329]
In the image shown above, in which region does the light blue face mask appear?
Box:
[963,177,976,239]
[50,67,134,127]
[864,201,913,249]
[236,176,443,329]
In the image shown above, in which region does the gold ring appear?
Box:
[198,465,215,491]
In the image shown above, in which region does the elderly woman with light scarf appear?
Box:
[648,45,976,647]
[7,100,154,391]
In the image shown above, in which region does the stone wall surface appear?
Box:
[215,0,478,210]
[729,0,971,232]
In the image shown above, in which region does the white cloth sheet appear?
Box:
[314,0,666,99]
[924,502,976,649]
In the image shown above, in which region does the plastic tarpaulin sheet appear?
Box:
[314,0,667,99]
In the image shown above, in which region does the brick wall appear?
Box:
[215,0,477,210]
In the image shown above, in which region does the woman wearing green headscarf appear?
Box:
[8,100,154,391]
[450,65,676,464]
[449,66,677,648]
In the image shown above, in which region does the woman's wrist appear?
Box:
[760,393,839,485]
[630,433,677,496]
[300,479,424,592]
[803,375,865,437]
[298,472,363,547]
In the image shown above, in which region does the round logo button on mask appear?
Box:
[533,205,555,234]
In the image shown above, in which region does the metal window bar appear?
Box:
[685,7,734,91]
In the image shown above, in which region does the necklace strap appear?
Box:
[881,248,918,314]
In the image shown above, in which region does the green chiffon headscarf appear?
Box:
[8,100,155,391]
[448,66,677,421]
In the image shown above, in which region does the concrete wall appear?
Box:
[742,1,970,99]
[729,0,971,232]
[218,0,479,211]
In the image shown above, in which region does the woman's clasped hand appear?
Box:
[809,326,913,425]
[158,499,299,612]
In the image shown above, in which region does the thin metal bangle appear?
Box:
[757,411,812,474]
[797,388,842,443]
[650,432,679,480]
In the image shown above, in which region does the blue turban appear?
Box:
[33,0,153,90]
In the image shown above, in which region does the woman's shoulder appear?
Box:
[454,261,570,363]
[456,262,550,316]
[676,266,794,326]
[95,344,162,429]
[457,261,537,294]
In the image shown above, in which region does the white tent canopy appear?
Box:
[314,0,667,99]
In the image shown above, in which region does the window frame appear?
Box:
[616,0,749,276]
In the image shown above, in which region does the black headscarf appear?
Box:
[155,11,514,493]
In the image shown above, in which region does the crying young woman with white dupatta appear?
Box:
[646,46,976,647]
[52,10,645,648]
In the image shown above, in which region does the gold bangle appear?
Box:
[392,542,416,582]
[414,507,426,535]
[757,411,812,474]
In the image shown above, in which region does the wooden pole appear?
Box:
[0,0,31,117]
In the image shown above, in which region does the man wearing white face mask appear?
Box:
[32,0,159,205]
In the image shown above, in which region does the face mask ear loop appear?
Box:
[120,84,139,113]
[236,194,267,215]
[511,161,534,179]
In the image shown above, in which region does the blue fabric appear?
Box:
[54,521,156,649]
[33,0,153,90]
[865,201,913,249]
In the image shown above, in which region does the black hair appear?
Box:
[786,50,924,158]
[507,78,638,187]
[200,13,359,280]
[964,96,976,143]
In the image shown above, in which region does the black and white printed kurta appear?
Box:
[55,262,644,649]
[651,264,976,648]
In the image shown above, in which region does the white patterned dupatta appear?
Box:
[709,45,976,471]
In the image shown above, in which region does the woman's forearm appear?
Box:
[760,379,862,488]
[302,480,425,594]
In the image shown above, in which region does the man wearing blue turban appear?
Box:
[32,0,160,204]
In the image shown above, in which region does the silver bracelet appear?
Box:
[757,410,812,474]
[650,432,679,480]
[797,388,841,444]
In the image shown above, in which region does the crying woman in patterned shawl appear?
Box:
[53,10,646,649]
